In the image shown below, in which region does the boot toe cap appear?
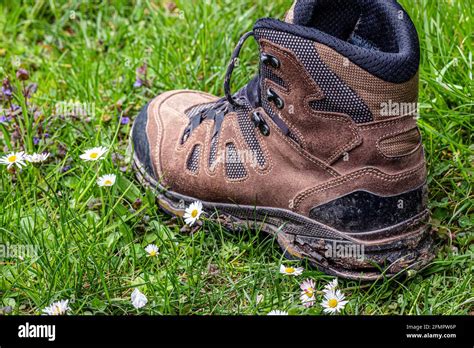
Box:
[131,90,218,182]
[131,102,156,179]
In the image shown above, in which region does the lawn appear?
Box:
[0,0,472,315]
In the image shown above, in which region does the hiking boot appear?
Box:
[131,0,434,280]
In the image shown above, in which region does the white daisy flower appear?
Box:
[145,244,159,257]
[321,289,348,315]
[26,152,50,163]
[323,278,338,293]
[131,288,147,309]
[279,264,304,276]
[42,300,70,315]
[183,200,203,226]
[0,151,27,169]
[300,279,316,308]
[300,278,316,296]
[97,174,116,187]
[79,146,108,161]
[267,310,288,315]
[300,293,315,308]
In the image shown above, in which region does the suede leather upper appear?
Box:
[132,1,426,219]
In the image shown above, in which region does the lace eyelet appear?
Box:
[274,97,284,109]
[181,128,191,143]
[251,111,270,137]
[266,88,284,110]
[266,88,275,101]
[261,53,280,68]
[251,111,262,127]
[259,123,270,136]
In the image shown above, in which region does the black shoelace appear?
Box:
[182,31,289,144]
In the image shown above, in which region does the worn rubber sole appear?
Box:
[132,152,435,281]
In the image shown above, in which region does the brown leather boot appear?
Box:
[131,0,434,280]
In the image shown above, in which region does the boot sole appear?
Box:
[132,152,435,281]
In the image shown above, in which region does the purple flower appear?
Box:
[133,63,148,88]
[0,115,7,123]
[33,137,40,145]
[136,63,147,76]
[24,83,38,98]
[1,86,11,97]
[61,165,72,173]
[33,110,43,121]
[133,78,144,88]
[16,68,29,81]
[132,198,142,210]
[8,104,21,119]
[1,78,13,100]
[121,116,130,125]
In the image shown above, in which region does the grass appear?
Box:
[0,0,472,315]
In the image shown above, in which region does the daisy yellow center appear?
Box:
[52,306,61,315]
[8,155,17,163]
[149,250,157,256]
[90,152,99,159]
[305,288,314,297]
[328,298,338,308]
[285,267,295,274]
[104,180,112,185]
[191,209,198,218]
